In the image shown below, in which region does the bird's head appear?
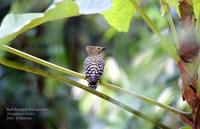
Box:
[85,46,106,56]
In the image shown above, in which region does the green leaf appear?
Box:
[0,0,79,44]
[102,0,135,32]
[193,0,200,20]
[45,0,79,21]
[180,126,192,129]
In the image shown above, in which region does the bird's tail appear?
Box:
[88,82,98,89]
[88,76,99,89]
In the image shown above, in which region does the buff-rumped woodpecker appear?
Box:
[84,46,106,89]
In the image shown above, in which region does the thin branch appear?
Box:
[0,59,172,129]
[166,12,179,48]
[196,11,200,30]
[0,45,84,79]
[161,2,179,54]
[0,45,190,116]
[130,0,179,61]
[159,0,178,44]
[100,82,190,115]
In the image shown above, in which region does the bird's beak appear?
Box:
[101,47,106,51]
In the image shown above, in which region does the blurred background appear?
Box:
[0,0,190,129]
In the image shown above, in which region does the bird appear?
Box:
[84,46,106,89]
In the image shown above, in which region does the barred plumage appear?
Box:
[84,46,105,89]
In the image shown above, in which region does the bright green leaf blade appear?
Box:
[45,0,79,21]
[180,126,192,129]
[193,0,200,21]
[102,0,135,32]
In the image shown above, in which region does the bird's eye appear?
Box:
[98,47,101,49]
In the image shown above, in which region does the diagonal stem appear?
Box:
[130,0,179,61]
[0,59,172,129]
[100,82,190,115]
[166,12,179,47]
[0,45,84,79]
[0,45,190,116]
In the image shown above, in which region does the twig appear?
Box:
[0,45,190,116]
[0,59,172,129]
[130,0,179,61]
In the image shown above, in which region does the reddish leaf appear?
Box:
[177,60,190,79]
[177,60,195,88]
[177,59,199,109]
[180,113,193,126]
[178,0,199,63]
[182,86,199,108]
[179,41,200,63]
[179,0,195,26]
[178,1,200,128]
[194,104,200,129]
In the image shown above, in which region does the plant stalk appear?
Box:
[0,59,172,129]
[0,45,190,116]
[130,0,179,61]
[166,12,179,48]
